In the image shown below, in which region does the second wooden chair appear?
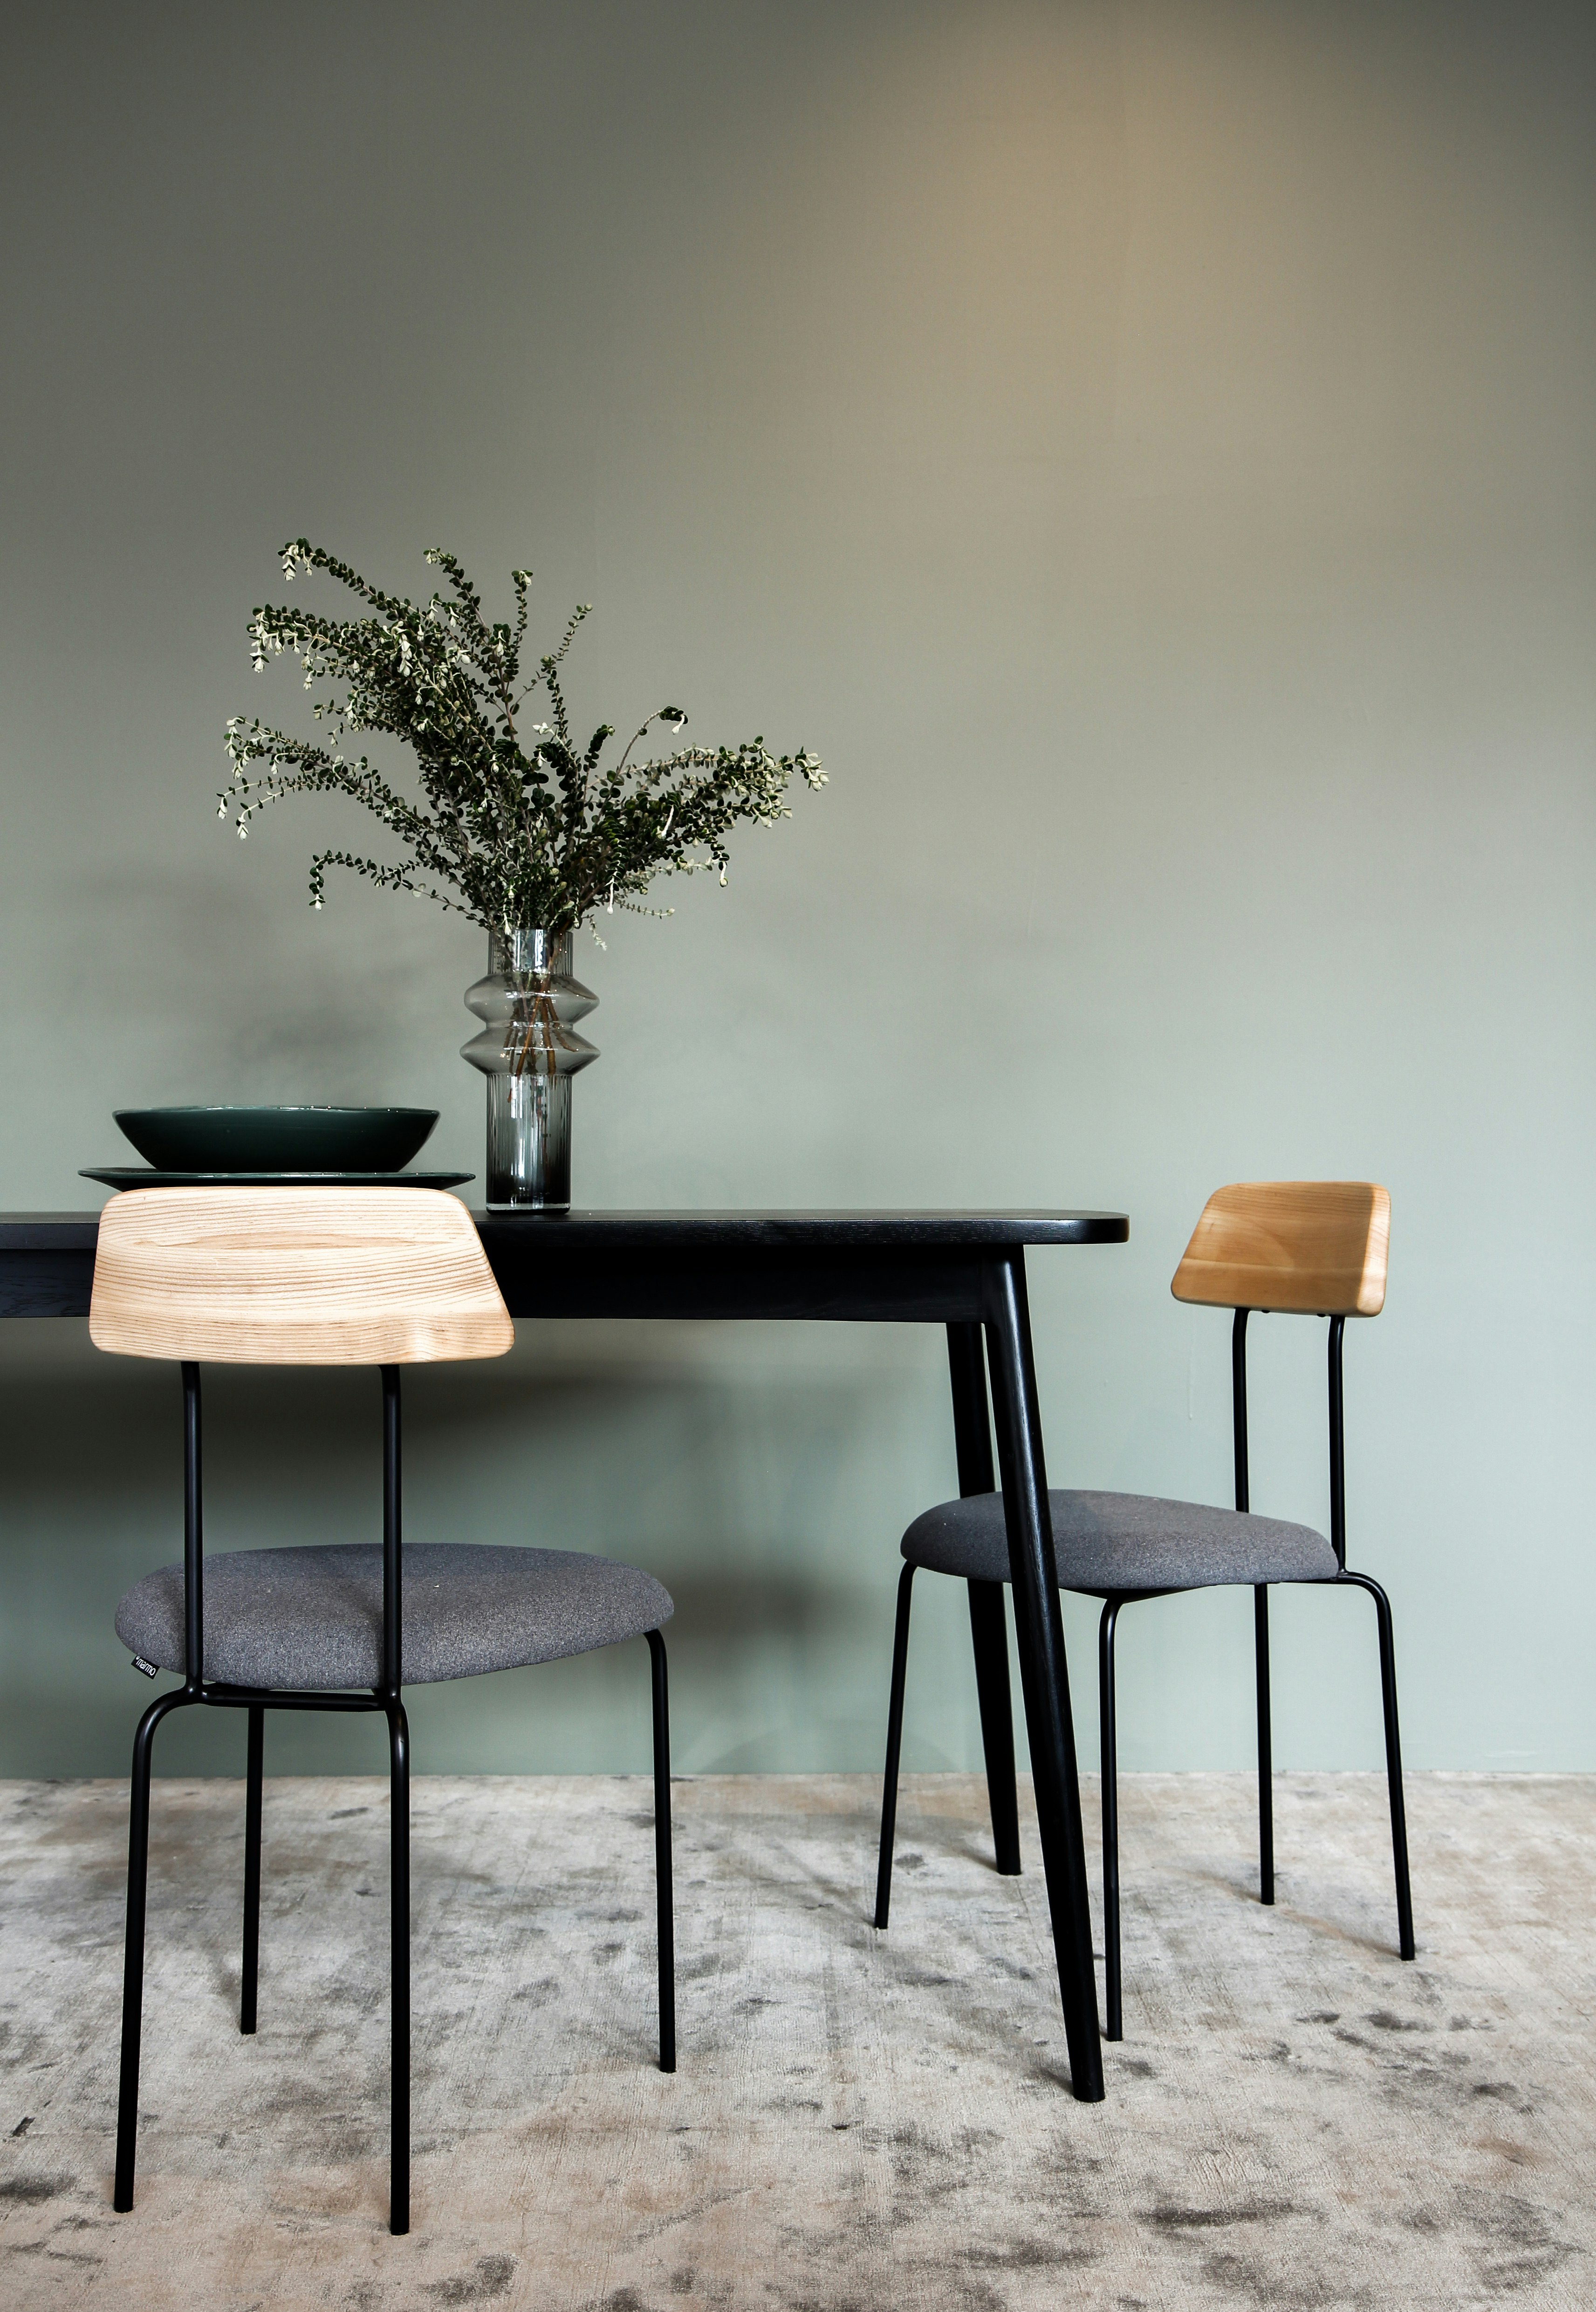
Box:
[874,1181,1414,2040]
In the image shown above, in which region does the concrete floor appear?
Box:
[0,1770,1592,2310]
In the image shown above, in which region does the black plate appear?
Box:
[82,1168,473,1191]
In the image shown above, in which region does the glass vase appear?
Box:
[461,930,598,1212]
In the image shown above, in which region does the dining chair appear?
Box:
[873,1181,1414,2039]
[90,1185,676,2234]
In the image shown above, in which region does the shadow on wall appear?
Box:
[60,859,481,1115]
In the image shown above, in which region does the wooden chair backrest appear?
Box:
[89,1188,515,1365]
[1171,1182,1390,1317]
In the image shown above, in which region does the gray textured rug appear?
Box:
[0,1772,1591,2309]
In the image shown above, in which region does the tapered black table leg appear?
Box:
[966,1583,1021,1874]
[982,1255,1104,2103]
[946,1324,1021,1875]
[874,1564,916,1929]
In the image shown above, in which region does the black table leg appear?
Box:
[946,1323,1021,1875]
[982,1253,1105,2103]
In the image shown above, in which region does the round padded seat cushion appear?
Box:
[902,1489,1338,1592]
[115,1543,673,1691]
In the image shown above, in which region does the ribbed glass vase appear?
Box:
[460,930,598,1212]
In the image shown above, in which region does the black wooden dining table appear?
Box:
[0,1204,1130,2101]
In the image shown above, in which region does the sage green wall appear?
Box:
[0,2,1591,1783]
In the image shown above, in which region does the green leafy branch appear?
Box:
[220,539,825,939]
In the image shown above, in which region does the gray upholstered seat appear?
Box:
[902,1489,1338,1594]
[116,1543,673,1692]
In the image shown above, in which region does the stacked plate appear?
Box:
[82,1107,472,1191]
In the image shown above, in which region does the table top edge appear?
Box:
[0,1206,1130,1250]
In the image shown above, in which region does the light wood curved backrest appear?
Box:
[89,1188,515,1365]
[1171,1182,1390,1317]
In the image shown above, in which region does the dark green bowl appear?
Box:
[114,1106,439,1174]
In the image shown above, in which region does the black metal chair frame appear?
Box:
[876,1313,1415,2040]
[115,1361,675,2237]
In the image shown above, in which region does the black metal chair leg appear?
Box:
[967,1579,1021,1875]
[1339,1571,1415,1960]
[874,1564,916,1930]
[1097,1600,1123,2042]
[114,1689,192,2214]
[1255,1586,1274,1906]
[241,1705,263,2034]
[386,1699,410,2237]
[646,1629,676,2073]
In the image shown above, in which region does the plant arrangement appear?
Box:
[220,540,825,940]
